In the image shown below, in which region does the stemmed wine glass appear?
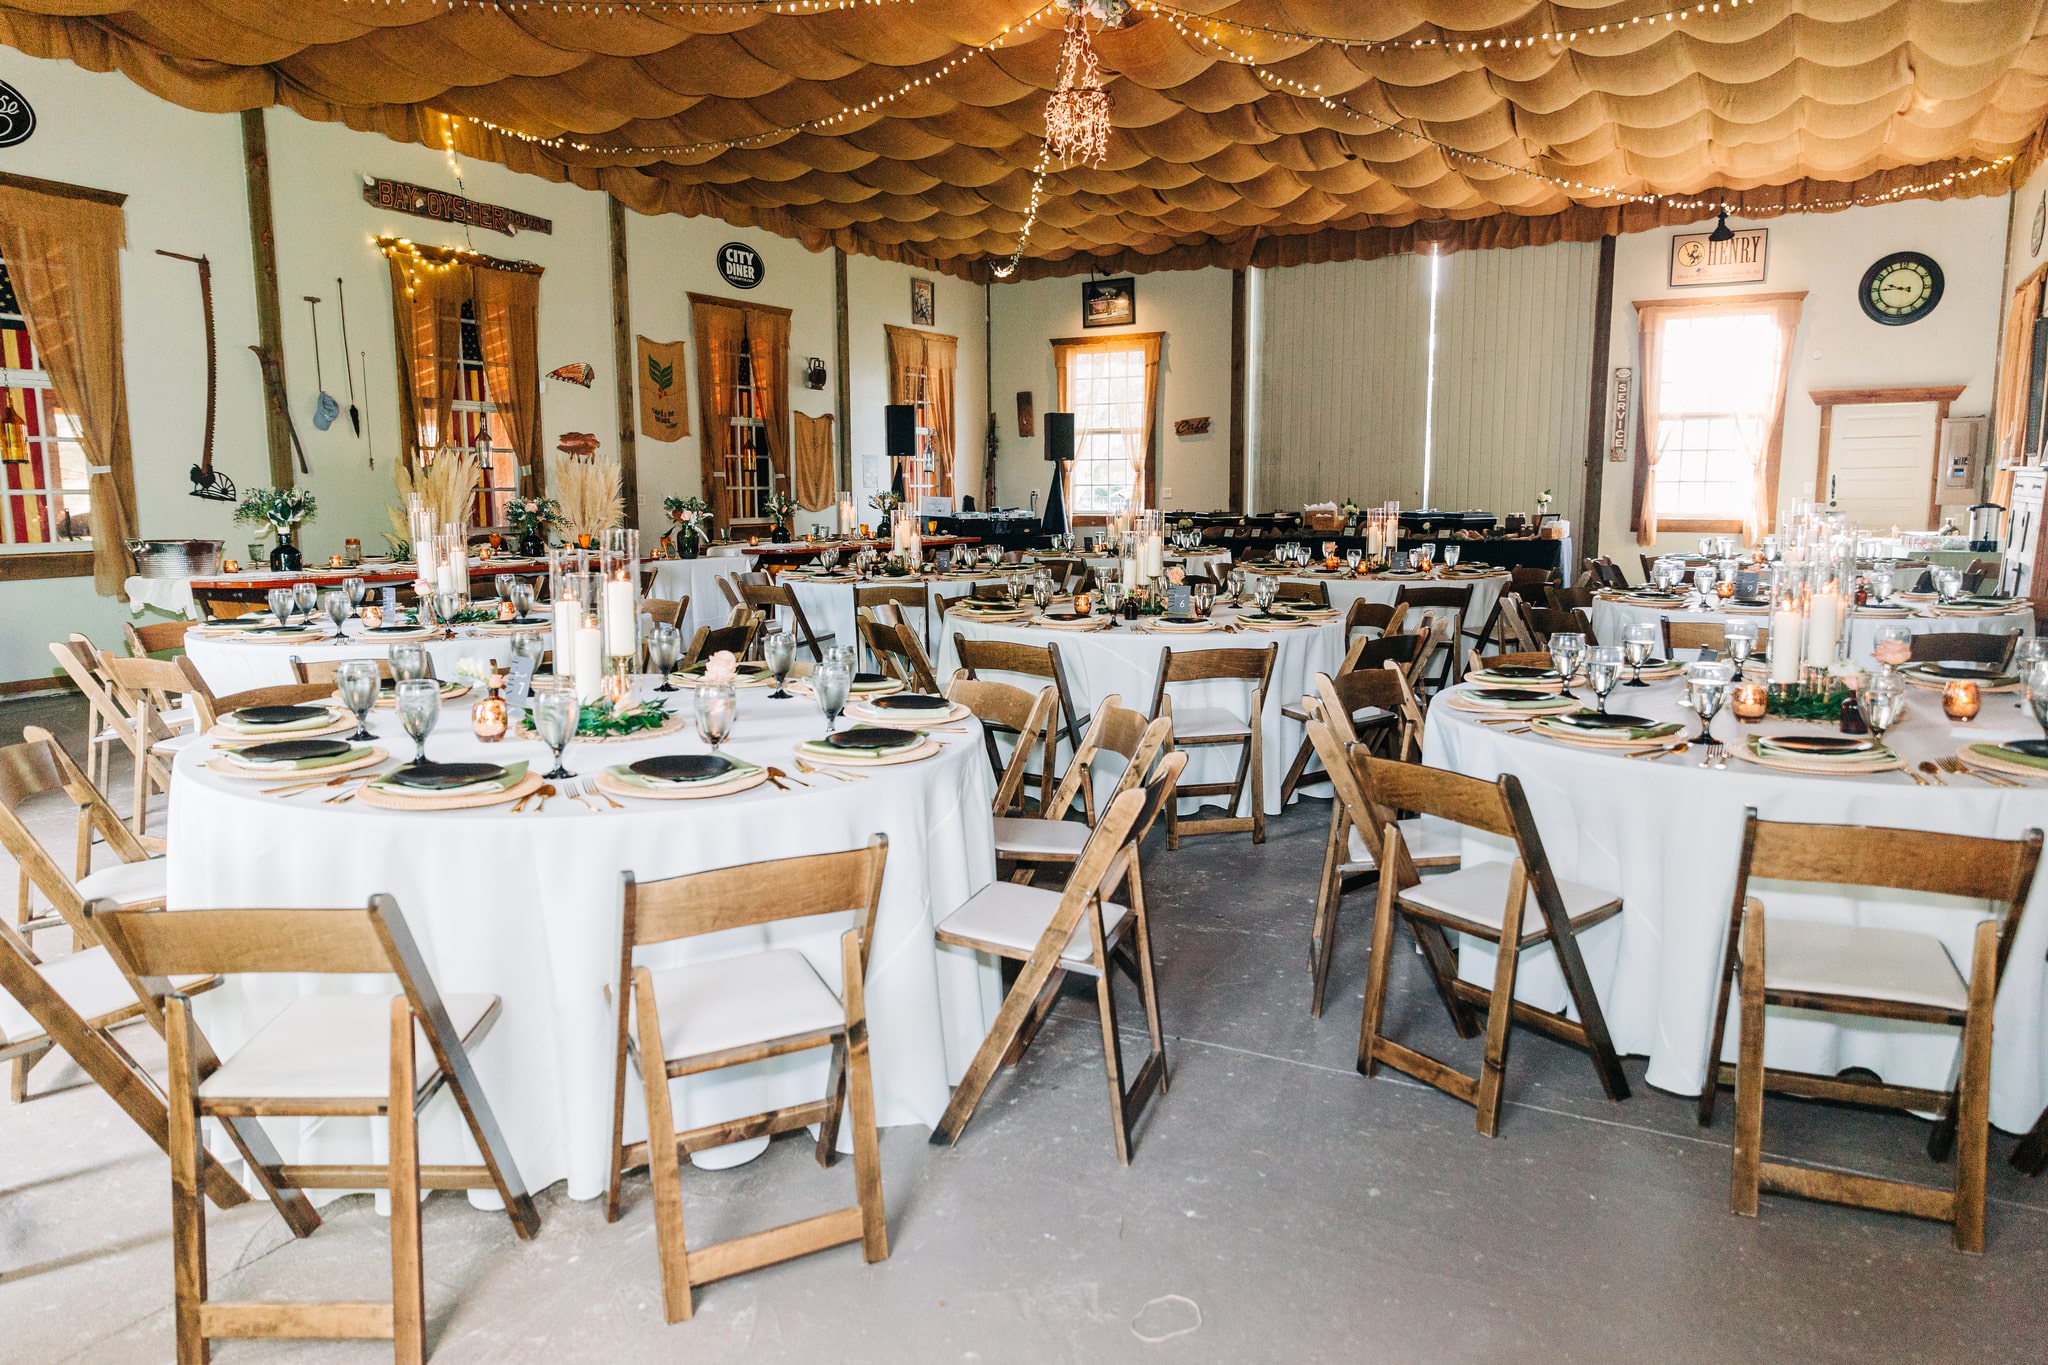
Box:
[293,581,320,621]
[1345,548,1362,574]
[2024,659,2048,753]
[389,643,432,683]
[2013,638,2048,711]
[343,576,368,610]
[1621,621,1658,686]
[1682,660,1735,755]
[394,678,441,767]
[508,579,535,618]
[1870,622,1913,677]
[267,587,296,626]
[1443,544,1461,570]
[1548,630,1585,699]
[1692,566,1717,606]
[1586,645,1624,714]
[1858,674,1906,750]
[763,628,797,699]
[814,656,852,734]
[647,623,683,691]
[1723,620,1757,667]
[335,659,380,742]
[694,681,737,753]
[435,589,463,627]
[494,574,518,607]
[321,589,351,634]
[531,682,579,780]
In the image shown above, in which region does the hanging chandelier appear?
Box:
[1045,5,1118,168]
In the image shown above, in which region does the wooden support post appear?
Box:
[834,248,853,492]
[607,196,640,527]
[1578,235,1615,561]
[241,109,292,491]
[1229,267,1247,513]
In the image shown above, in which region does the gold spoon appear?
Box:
[1917,760,1948,786]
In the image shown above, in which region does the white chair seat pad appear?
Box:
[1172,705,1251,741]
[993,816,1092,859]
[0,947,206,1047]
[76,858,170,907]
[1399,860,1618,935]
[200,992,498,1101]
[936,882,1129,965]
[1760,917,1969,1013]
[643,948,844,1064]
[1346,818,1463,870]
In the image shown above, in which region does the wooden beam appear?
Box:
[1229,267,1247,513]
[834,248,853,491]
[607,196,639,527]
[1579,235,1616,560]
[240,109,292,490]
[0,170,125,207]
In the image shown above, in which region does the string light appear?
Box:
[1133,0,1768,56]
[374,235,542,299]
[1044,16,1113,168]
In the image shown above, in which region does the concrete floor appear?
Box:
[1,691,2044,1363]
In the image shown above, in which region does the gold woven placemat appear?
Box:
[357,769,544,811]
[593,767,770,802]
[207,746,388,781]
[792,736,944,767]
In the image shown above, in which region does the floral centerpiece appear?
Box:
[506,495,561,555]
[662,495,713,559]
[868,490,902,522]
[1339,497,1362,521]
[233,487,318,570]
[1535,488,1554,520]
[764,489,798,543]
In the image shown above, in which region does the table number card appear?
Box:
[1167,584,1192,616]
[1735,568,1762,599]
[503,656,537,716]
[381,585,401,615]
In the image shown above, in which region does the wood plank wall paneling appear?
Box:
[1252,241,1599,522]
[1254,253,1432,513]
[1430,240,1600,524]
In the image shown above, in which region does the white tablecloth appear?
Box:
[1589,595,2033,667]
[783,574,1006,657]
[183,624,514,695]
[1423,680,2048,1133]
[1268,571,1508,638]
[167,686,1000,1201]
[647,556,752,638]
[937,609,1344,816]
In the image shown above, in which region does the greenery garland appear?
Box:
[517,699,672,740]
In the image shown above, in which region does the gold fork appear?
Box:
[1940,754,2021,787]
[795,755,859,782]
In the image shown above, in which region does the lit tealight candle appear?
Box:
[1942,680,1981,722]
[1731,680,1768,721]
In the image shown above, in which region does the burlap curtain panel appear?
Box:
[473,266,542,494]
[747,306,792,493]
[885,323,958,496]
[688,294,746,522]
[0,185,137,595]
[386,257,463,471]
[792,411,836,512]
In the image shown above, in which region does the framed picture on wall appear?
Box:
[910,277,936,327]
[1081,276,1136,328]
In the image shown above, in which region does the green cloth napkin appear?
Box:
[798,734,923,758]
[1970,742,2048,772]
[226,744,372,772]
[606,758,761,790]
[369,761,528,797]
[227,712,336,734]
[1537,717,1681,740]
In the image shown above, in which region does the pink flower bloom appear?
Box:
[1166,566,1185,585]
[702,650,739,684]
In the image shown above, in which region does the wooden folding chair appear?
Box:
[47,635,136,794]
[995,697,1170,884]
[173,656,336,731]
[946,676,1058,816]
[1546,581,1596,614]
[954,636,1090,813]
[739,581,836,662]
[1342,598,1408,644]
[290,656,395,686]
[1355,755,1631,1136]
[861,615,941,694]
[124,617,198,659]
[643,596,687,630]
[855,583,930,652]
[1150,645,1274,846]
[681,618,760,669]
[932,755,1185,1162]
[604,839,890,1322]
[1468,648,1558,675]
[1275,581,1330,607]
[89,896,539,1364]
[1695,813,2041,1252]
[1662,617,1738,657]
[0,725,178,1099]
[1279,633,1421,803]
[1301,715,1459,1017]
[1396,584,1474,688]
[1508,566,1557,598]
[1523,605,1596,647]
[715,574,744,611]
[1907,630,2019,668]
[98,652,209,837]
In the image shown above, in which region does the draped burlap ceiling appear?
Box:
[4,1,2047,280]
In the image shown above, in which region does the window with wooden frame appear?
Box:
[690,292,792,530]
[449,300,520,527]
[884,323,956,507]
[0,253,91,556]
[1632,293,1804,544]
[1052,331,1161,522]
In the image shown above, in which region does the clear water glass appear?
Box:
[2013,635,2047,701]
[322,589,350,633]
[267,587,295,625]
[694,681,737,752]
[814,659,852,733]
[1345,549,1362,572]
[1032,579,1053,610]
[389,643,432,683]
[1622,621,1658,685]
[1871,622,1913,674]
[531,682,579,779]
[1859,674,1907,743]
[435,589,463,624]
[293,582,320,619]
[2028,660,2048,743]
[1692,567,1717,604]
[335,659,380,741]
[1548,631,1585,693]
[494,574,517,606]
[394,678,441,766]
[508,630,548,670]
[1683,660,1735,745]
[344,576,368,608]
[647,623,683,690]
[1934,568,1963,602]
[1587,645,1624,713]
[1443,545,1461,569]
[763,629,797,698]
[509,579,535,617]
[1723,620,1757,665]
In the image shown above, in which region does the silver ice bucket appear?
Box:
[127,538,223,579]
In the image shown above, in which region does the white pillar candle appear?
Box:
[1769,606,1803,683]
[838,494,856,535]
[603,573,636,656]
[1122,553,1140,586]
[436,561,456,594]
[553,596,578,669]
[573,621,605,703]
[1804,589,1840,668]
[416,534,438,589]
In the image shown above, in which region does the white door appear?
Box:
[1824,401,1939,530]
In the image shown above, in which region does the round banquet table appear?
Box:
[781,571,1008,656]
[166,684,1000,1202]
[647,555,757,638]
[1263,569,1508,631]
[183,622,518,695]
[1588,592,2032,669]
[1423,678,2048,1133]
[937,607,1344,816]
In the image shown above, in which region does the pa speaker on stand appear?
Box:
[884,403,916,499]
[1042,411,1073,536]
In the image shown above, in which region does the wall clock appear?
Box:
[1858,251,1943,326]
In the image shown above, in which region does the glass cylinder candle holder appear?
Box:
[1765,565,1805,686]
[602,530,641,662]
[1731,680,1768,722]
[408,494,437,590]
[1943,680,1982,722]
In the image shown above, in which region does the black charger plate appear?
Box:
[1553,712,1653,729]
[233,704,328,726]
[628,754,734,783]
[237,739,354,763]
[384,761,508,790]
[827,727,919,750]
[871,694,950,710]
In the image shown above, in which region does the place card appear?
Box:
[503,655,537,717]
[1167,584,1192,615]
